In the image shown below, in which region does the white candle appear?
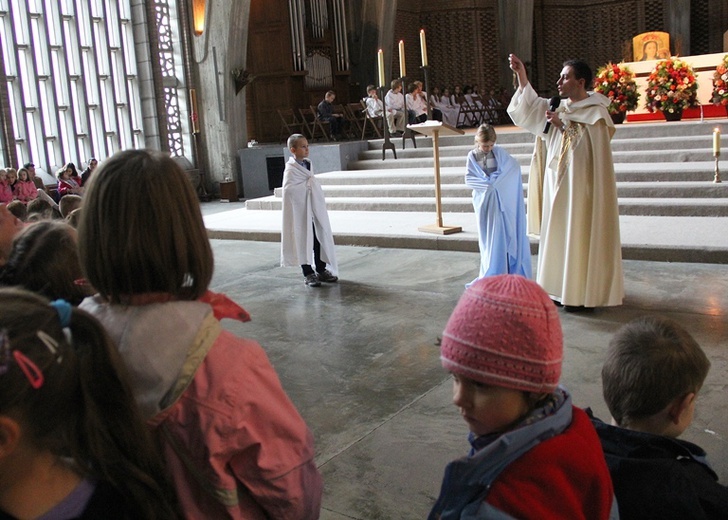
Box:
[420,29,428,67]
[378,49,385,88]
[714,128,721,156]
[399,40,406,78]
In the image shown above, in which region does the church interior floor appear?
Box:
[209,238,728,519]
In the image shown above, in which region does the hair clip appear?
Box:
[50,299,72,328]
[37,330,63,364]
[12,350,44,389]
[0,329,10,375]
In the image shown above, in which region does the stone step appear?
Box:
[247,195,728,216]
[271,181,728,200]
[313,163,723,184]
[364,120,725,149]
[349,150,720,170]
[359,134,720,160]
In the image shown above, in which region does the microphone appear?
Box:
[543,95,561,134]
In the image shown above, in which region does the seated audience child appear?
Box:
[56,164,83,197]
[466,124,531,285]
[4,168,17,193]
[317,90,345,140]
[365,84,404,136]
[59,193,82,218]
[0,204,25,267]
[0,220,92,305]
[26,198,62,222]
[0,288,178,518]
[78,149,323,519]
[67,207,82,228]
[430,274,617,520]
[12,167,38,204]
[0,170,12,204]
[591,315,728,519]
[406,82,427,124]
[385,79,406,136]
[5,201,27,222]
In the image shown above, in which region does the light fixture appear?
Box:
[192,0,205,36]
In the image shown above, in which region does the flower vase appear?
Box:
[610,112,626,125]
[662,108,683,122]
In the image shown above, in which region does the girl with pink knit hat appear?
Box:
[429,274,618,520]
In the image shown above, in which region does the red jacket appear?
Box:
[13,180,38,203]
[488,407,615,519]
[81,292,323,519]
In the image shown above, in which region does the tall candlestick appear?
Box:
[377,49,385,88]
[399,40,406,78]
[714,127,721,156]
[420,29,428,67]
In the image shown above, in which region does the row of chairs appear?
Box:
[452,95,510,127]
[278,102,382,143]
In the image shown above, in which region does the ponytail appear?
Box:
[68,306,179,518]
[0,289,178,518]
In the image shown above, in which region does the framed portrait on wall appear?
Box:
[632,31,671,61]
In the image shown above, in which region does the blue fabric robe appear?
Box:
[466,145,531,286]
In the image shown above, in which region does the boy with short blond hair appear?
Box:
[592,315,728,519]
[280,134,338,287]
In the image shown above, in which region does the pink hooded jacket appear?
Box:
[80,292,323,519]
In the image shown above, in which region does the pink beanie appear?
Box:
[440,275,563,393]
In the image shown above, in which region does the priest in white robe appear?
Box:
[507,54,623,309]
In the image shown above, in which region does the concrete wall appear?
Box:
[190,0,250,188]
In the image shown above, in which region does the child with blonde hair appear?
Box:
[281,134,338,287]
[466,124,531,286]
[78,149,322,519]
[12,167,38,203]
[0,170,12,204]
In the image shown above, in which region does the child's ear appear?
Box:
[0,416,21,457]
[667,392,696,425]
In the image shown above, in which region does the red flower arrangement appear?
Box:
[593,63,640,114]
[645,57,698,114]
[711,54,728,107]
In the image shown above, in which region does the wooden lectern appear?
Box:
[407,121,464,234]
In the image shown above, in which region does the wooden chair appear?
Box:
[454,96,477,127]
[483,96,510,125]
[359,100,383,139]
[298,107,331,142]
[344,102,367,139]
[333,103,357,140]
[468,95,489,125]
[277,108,306,142]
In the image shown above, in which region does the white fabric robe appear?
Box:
[507,83,623,307]
[280,158,338,274]
[430,94,459,126]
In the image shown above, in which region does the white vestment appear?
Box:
[280,158,338,274]
[507,83,623,307]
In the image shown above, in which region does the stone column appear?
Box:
[497,0,534,91]
[664,0,690,56]
[190,0,251,186]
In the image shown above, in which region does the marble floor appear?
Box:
[208,239,728,520]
